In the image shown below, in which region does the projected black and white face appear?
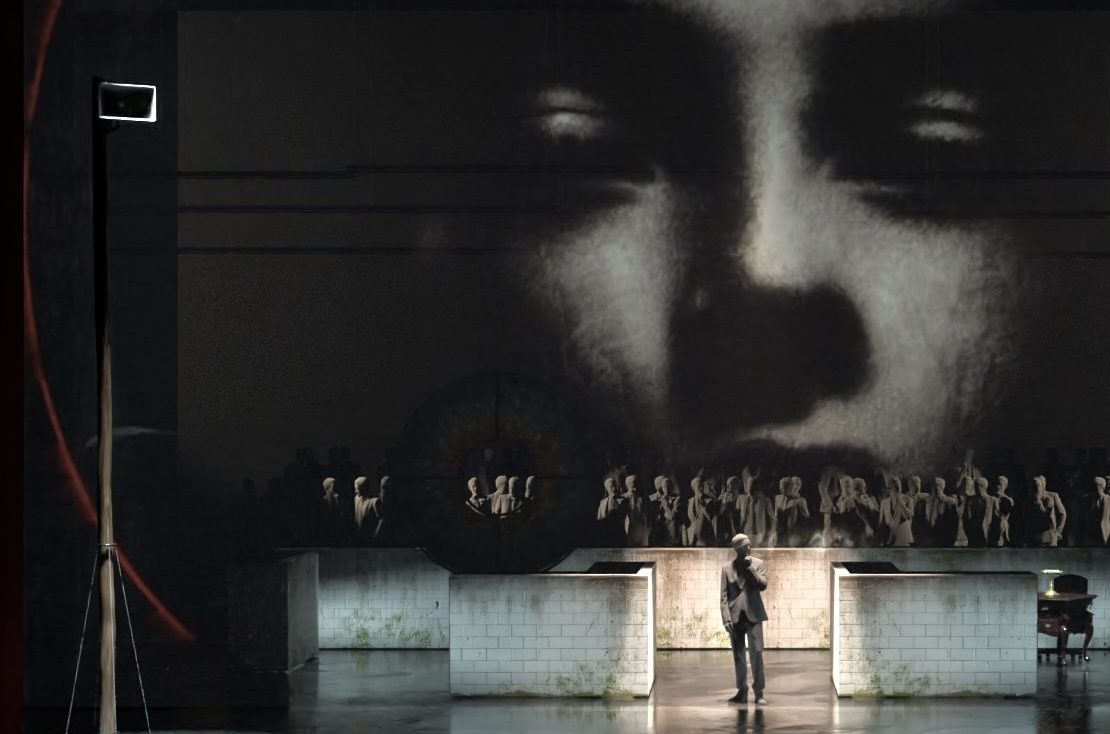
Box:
[174,0,1108,528]
[509,0,1068,472]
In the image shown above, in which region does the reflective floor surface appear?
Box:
[25,648,1109,733]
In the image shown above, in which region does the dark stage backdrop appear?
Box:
[23,0,1110,702]
[24,0,183,708]
[175,1,1110,570]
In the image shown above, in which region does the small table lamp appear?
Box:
[1042,569,1062,597]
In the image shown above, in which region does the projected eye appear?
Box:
[525,84,655,194]
[905,89,985,144]
[803,16,1033,221]
[530,86,617,143]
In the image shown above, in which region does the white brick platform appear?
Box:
[554,548,828,649]
[313,547,1107,651]
[448,566,656,696]
[228,552,319,671]
[554,548,1109,650]
[316,548,449,648]
[831,566,1037,696]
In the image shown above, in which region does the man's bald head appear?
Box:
[731,533,752,556]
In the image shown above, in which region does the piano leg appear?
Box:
[1082,623,1093,663]
[1057,629,1069,666]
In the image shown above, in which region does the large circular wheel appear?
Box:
[390,373,604,573]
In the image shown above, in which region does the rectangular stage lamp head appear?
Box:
[98,82,157,123]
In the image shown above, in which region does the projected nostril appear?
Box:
[790,286,872,398]
[666,279,872,439]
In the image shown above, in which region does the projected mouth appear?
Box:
[687,439,886,478]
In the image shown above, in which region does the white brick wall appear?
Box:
[449,569,655,696]
[554,548,1110,650]
[317,549,449,649]
[832,570,1037,696]
[316,547,1108,652]
[552,548,830,649]
[551,549,735,649]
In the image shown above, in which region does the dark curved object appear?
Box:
[390,372,605,573]
[1053,574,1088,595]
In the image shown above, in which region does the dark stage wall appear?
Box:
[23,0,1110,705]
[175,2,1110,569]
[25,0,182,708]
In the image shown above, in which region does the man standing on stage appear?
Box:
[720,533,769,704]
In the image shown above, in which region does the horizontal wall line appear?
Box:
[175,205,562,214]
[171,246,1110,257]
[29,167,1110,180]
[173,246,535,254]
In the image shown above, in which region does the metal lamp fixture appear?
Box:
[90,77,157,734]
[1042,569,1062,598]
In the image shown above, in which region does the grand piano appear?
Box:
[1037,574,1096,666]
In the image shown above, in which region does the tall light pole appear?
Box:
[92,78,157,734]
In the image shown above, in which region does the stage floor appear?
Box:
[26,648,1109,733]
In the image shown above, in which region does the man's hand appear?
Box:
[724,621,734,634]
[739,556,752,568]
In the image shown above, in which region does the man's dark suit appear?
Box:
[720,556,769,697]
